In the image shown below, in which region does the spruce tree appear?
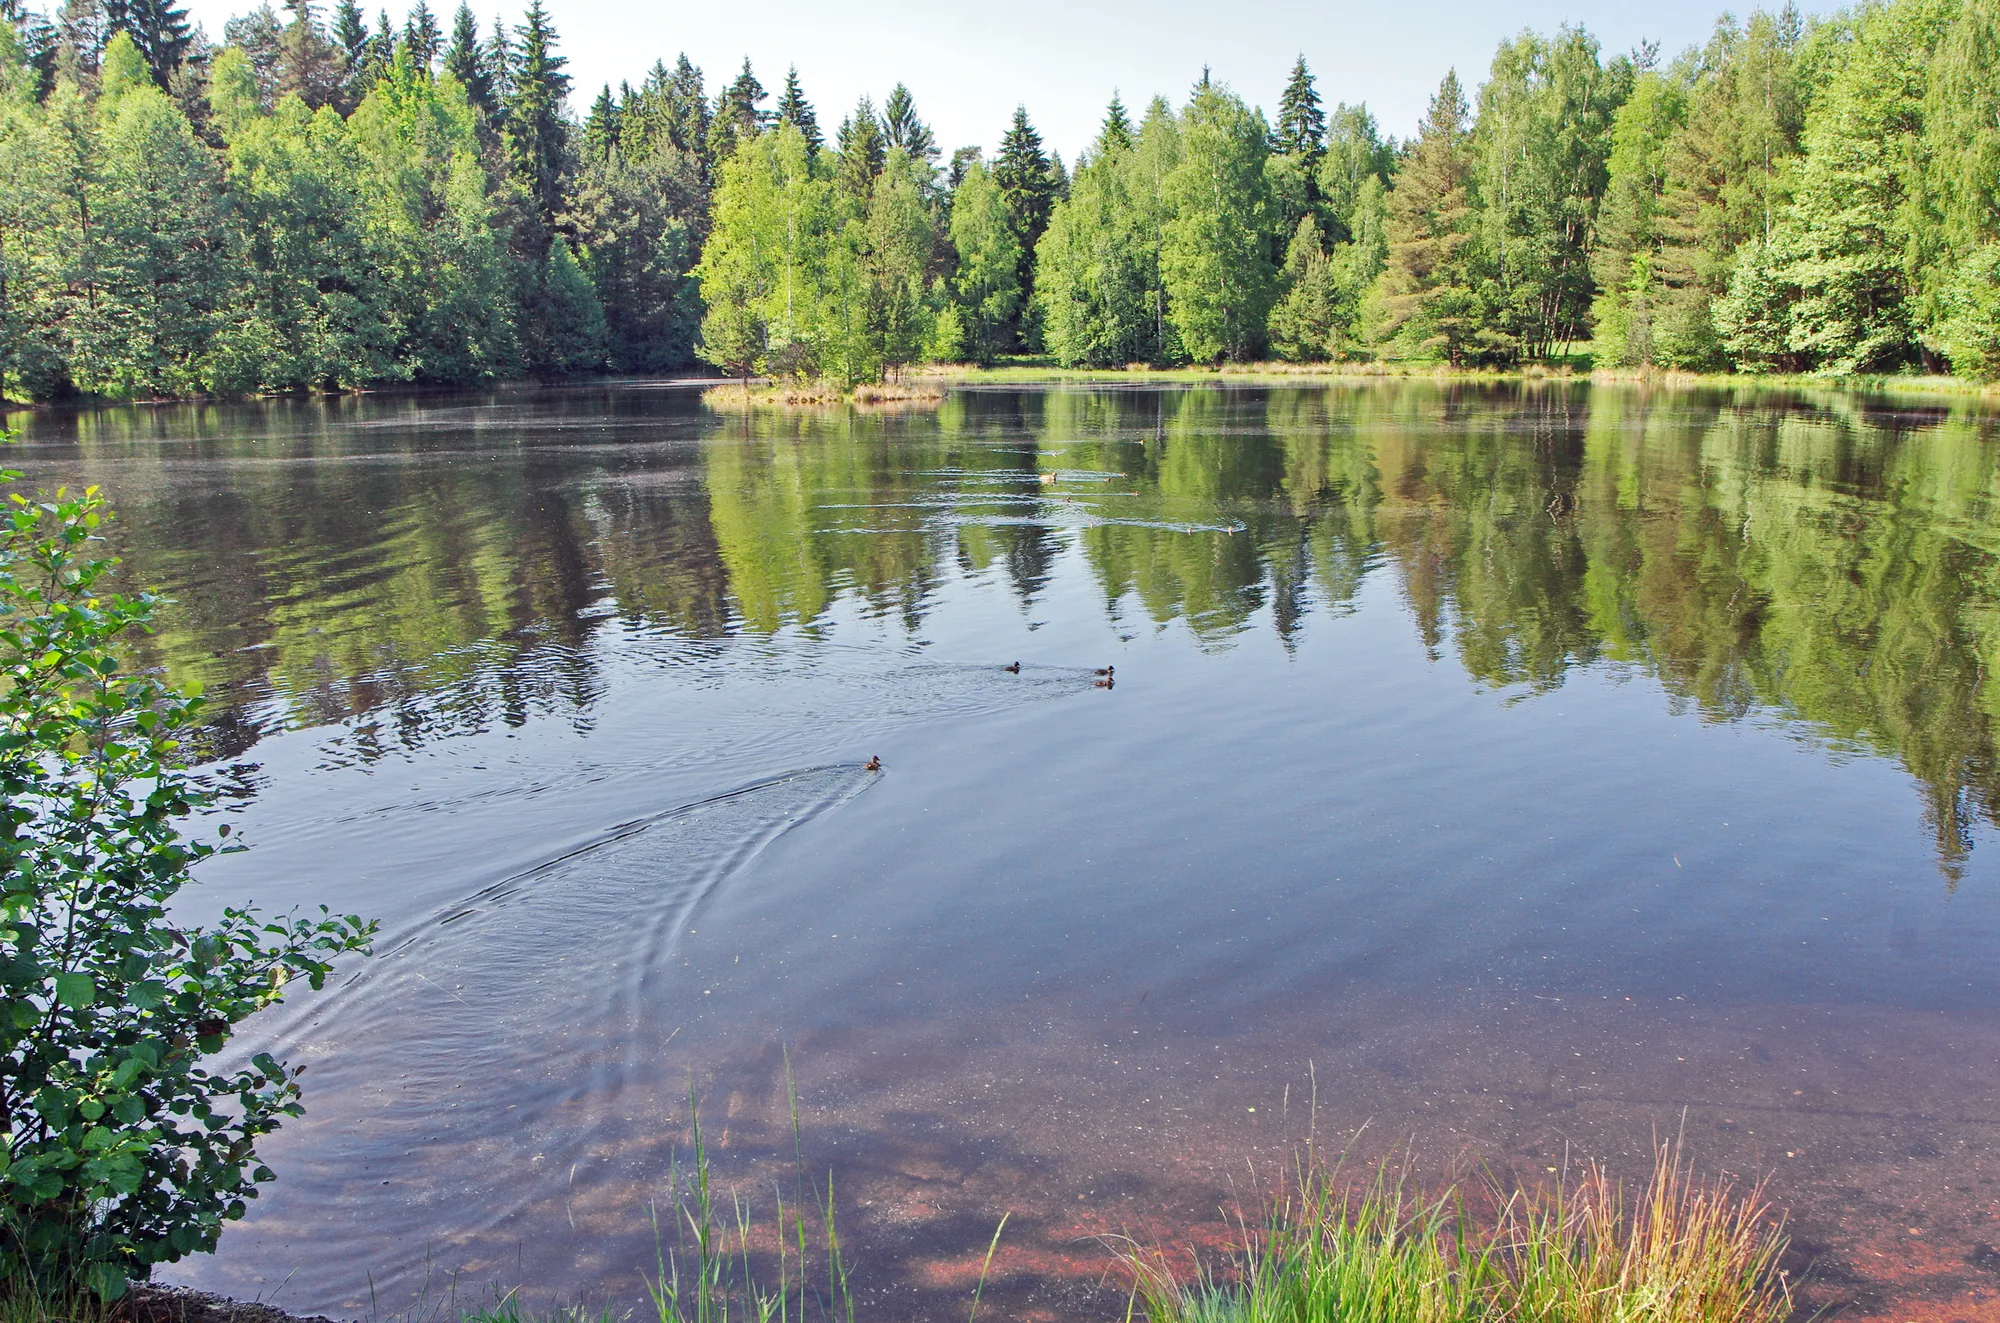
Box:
[882,82,936,165]
[333,0,367,69]
[1275,55,1325,165]
[665,53,708,161]
[403,0,439,70]
[775,65,820,157]
[443,4,493,115]
[993,104,1055,337]
[1099,94,1133,153]
[102,0,193,88]
[707,57,766,162]
[364,9,396,86]
[506,0,570,243]
[836,96,884,198]
[583,83,618,160]
[480,12,510,116]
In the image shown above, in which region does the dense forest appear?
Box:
[0,0,1996,400]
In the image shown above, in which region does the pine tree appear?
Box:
[403,0,439,70]
[836,96,883,198]
[774,65,820,157]
[278,0,344,107]
[882,82,936,165]
[993,104,1054,341]
[225,4,284,103]
[506,0,569,243]
[1372,70,1491,364]
[1275,55,1326,165]
[103,0,192,88]
[54,0,105,84]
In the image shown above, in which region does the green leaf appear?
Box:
[53,971,96,1008]
[85,1262,128,1302]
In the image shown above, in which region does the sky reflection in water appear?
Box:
[11,382,2000,1321]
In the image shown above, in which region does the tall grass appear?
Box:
[1118,1142,1792,1323]
[643,1073,853,1323]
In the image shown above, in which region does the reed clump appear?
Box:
[1119,1142,1791,1323]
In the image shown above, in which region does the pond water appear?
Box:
[11,382,2000,1322]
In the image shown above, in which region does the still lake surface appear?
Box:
[11,381,2000,1321]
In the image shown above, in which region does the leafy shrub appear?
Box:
[0,464,374,1300]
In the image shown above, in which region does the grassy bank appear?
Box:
[912,357,2000,401]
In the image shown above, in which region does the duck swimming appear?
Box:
[1094,677,1115,689]
[1003,662,1021,674]
[1093,665,1115,677]
[864,756,882,772]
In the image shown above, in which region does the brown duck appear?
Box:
[864,756,882,772]
[1003,662,1021,673]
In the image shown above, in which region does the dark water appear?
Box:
[12,382,2000,1322]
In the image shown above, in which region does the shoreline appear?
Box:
[5,362,1997,416]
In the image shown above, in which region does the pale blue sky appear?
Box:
[181,0,1840,161]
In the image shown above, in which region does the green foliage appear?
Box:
[0,0,1992,392]
[1930,244,2000,378]
[1590,71,1687,366]
[1160,83,1275,363]
[0,470,374,1298]
[947,158,1022,364]
[347,52,518,382]
[1268,217,1345,361]
[1372,71,1500,365]
[1035,138,1153,367]
[1773,0,1953,372]
[522,236,608,375]
[993,105,1055,346]
[212,93,395,391]
[1473,26,1630,360]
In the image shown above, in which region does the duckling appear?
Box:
[1094,677,1115,689]
[864,755,882,772]
[1003,661,1021,674]
[1093,665,1115,677]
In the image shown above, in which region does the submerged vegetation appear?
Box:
[0,0,1998,397]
